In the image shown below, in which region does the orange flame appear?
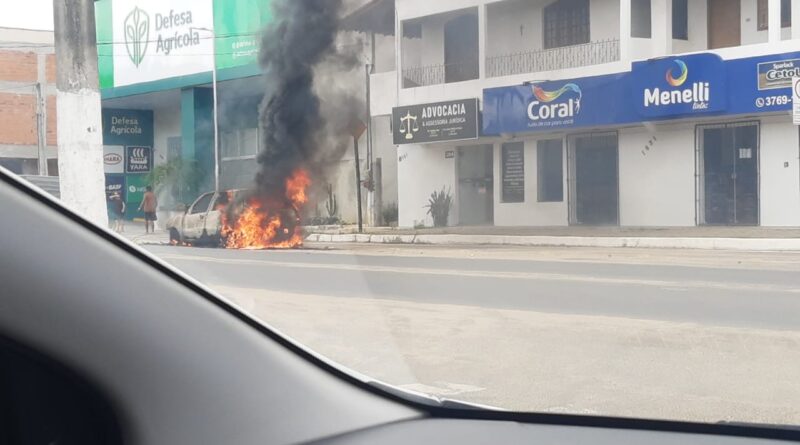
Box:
[221,169,309,249]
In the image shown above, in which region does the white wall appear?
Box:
[398,0,484,21]
[672,0,708,53]
[760,115,800,226]
[397,142,457,227]
[153,102,181,167]
[374,33,397,72]
[741,0,769,45]
[486,0,544,58]
[370,71,398,115]
[371,116,398,207]
[740,0,792,44]
[591,0,621,41]
[493,137,568,226]
[618,123,696,226]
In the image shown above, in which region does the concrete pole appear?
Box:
[373,157,383,227]
[53,0,108,226]
[35,82,48,176]
[353,136,363,233]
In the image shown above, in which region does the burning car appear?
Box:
[166,190,241,247]
[167,169,310,249]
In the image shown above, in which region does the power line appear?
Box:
[95,31,262,46]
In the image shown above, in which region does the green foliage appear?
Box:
[144,158,204,208]
[325,183,338,218]
[382,202,398,225]
[424,187,452,227]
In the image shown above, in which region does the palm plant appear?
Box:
[424,187,452,227]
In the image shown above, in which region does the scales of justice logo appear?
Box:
[399,111,419,140]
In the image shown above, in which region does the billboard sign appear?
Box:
[484,51,800,136]
[631,53,727,117]
[96,0,272,89]
[392,99,479,145]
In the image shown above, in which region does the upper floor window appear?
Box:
[631,0,652,38]
[444,13,479,83]
[544,0,590,49]
[672,0,688,40]
[758,0,791,30]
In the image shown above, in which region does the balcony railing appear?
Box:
[402,60,479,88]
[486,39,620,78]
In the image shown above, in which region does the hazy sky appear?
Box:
[0,0,54,31]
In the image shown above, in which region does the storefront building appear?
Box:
[95,0,271,218]
[372,0,800,227]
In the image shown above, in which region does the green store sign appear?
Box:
[95,0,272,90]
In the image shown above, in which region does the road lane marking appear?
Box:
[157,253,800,295]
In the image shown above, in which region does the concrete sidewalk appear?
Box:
[306,225,800,251]
[117,221,170,246]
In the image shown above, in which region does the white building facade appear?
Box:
[363,0,800,227]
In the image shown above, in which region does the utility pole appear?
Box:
[35,82,48,176]
[53,0,108,226]
[191,27,220,191]
[353,135,363,233]
[350,119,367,233]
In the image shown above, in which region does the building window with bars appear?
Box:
[543,0,590,49]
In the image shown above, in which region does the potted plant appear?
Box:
[424,187,452,227]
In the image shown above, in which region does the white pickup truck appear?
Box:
[166,190,240,246]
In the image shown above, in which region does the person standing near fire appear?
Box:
[109,192,126,233]
[139,186,158,234]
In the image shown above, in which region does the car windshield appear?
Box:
[9,0,800,429]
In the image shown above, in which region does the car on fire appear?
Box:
[166,190,241,246]
[166,189,304,248]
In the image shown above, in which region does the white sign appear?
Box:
[793,76,800,125]
[103,145,125,174]
[112,0,214,87]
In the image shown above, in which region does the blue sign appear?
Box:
[730,52,800,112]
[483,73,631,136]
[105,174,125,200]
[630,53,726,117]
[483,51,800,136]
[102,109,154,147]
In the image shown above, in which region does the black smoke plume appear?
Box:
[255,0,349,204]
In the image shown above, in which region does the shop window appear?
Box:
[543,0,590,49]
[631,0,652,38]
[537,139,563,202]
[758,0,791,30]
[672,0,688,40]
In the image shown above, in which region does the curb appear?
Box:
[305,233,800,251]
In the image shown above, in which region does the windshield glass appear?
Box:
[12,0,800,428]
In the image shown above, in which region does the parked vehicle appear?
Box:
[166,190,241,246]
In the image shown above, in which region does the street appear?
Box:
[146,243,800,425]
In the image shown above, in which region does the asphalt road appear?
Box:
[146,243,800,330]
[145,243,800,424]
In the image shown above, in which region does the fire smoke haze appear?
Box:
[256,0,364,203]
